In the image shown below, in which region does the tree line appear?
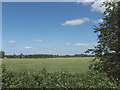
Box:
[0,51,95,58]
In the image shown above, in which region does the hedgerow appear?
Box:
[2,65,120,88]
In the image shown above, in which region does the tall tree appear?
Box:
[87,1,120,79]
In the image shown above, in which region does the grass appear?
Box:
[2,57,94,73]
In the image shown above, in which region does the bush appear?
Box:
[2,65,120,88]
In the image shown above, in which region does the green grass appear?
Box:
[2,57,94,73]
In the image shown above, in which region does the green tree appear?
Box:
[19,53,24,58]
[86,1,120,79]
[0,51,5,58]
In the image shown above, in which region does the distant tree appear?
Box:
[0,51,5,58]
[20,53,24,58]
[13,54,17,58]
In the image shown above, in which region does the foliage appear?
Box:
[5,53,94,59]
[2,65,120,88]
[0,51,5,58]
[86,1,120,80]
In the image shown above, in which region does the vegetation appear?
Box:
[2,0,120,88]
[0,51,5,58]
[2,57,92,73]
[5,53,94,59]
[2,65,120,88]
[86,1,120,80]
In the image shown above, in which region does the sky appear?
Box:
[2,2,105,55]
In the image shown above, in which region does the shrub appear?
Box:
[2,65,120,88]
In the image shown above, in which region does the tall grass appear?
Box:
[2,57,93,73]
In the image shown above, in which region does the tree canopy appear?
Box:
[87,0,120,80]
[0,51,5,58]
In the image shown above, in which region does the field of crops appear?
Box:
[2,57,94,73]
[2,57,120,88]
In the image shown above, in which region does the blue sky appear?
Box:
[2,2,104,55]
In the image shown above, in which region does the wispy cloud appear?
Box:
[32,40,43,42]
[62,18,90,26]
[8,40,17,44]
[92,18,103,24]
[65,42,97,47]
[24,46,34,49]
[65,43,89,47]
[76,0,95,5]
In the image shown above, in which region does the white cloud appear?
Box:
[32,40,43,42]
[92,18,104,24]
[24,46,33,49]
[65,43,72,45]
[74,43,89,46]
[91,0,106,13]
[3,0,116,13]
[8,40,17,44]
[76,0,107,13]
[91,0,117,13]
[65,42,97,47]
[62,18,90,26]
[76,0,116,13]
[65,43,89,47]
[76,0,95,5]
